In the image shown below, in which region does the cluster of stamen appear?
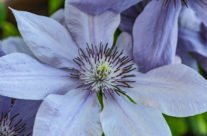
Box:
[71,43,136,97]
[0,99,28,136]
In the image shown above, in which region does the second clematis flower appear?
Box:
[1,2,207,136]
[113,0,207,72]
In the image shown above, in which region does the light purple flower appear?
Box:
[115,0,207,72]
[1,3,207,136]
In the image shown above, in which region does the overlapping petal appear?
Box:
[133,0,181,72]
[188,0,207,26]
[1,37,34,56]
[65,4,120,49]
[178,28,207,59]
[178,7,201,32]
[11,9,78,69]
[177,28,207,71]
[33,90,102,136]
[0,42,5,57]
[115,32,133,58]
[176,49,198,71]
[100,95,171,136]
[177,7,207,71]
[128,64,207,117]
[0,53,76,100]
[51,9,65,25]
[66,0,141,15]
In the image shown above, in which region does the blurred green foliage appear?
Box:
[1,22,20,38]
[48,0,64,15]
[0,2,20,39]
[0,0,207,136]
[0,2,6,27]
[165,115,188,136]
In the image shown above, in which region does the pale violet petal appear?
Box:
[176,50,199,71]
[33,90,102,136]
[179,7,201,32]
[11,9,78,69]
[115,32,133,58]
[133,0,181,72]
[0,53,76,100]
[65,4,120,49]
[188,0,207,26]
[66,0,141,15]
[177,31,200,71]
[100,95,171,136]
[178,28,207,60]
[128,64,207,117]
[173,55,182,64]
[1,37,34,56]
[51,9,65,24]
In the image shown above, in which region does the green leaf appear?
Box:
[48,0,65,15]
[102,133,105,136]
[0,2,6,27]
[1,22,20,39]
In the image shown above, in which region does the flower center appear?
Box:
[71,43,136,97]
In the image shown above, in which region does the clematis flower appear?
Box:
[0,95,41,135]
[97,0,205,73]
[1,3,207,136]
[133,0,207,72]
[117,1,207,73]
